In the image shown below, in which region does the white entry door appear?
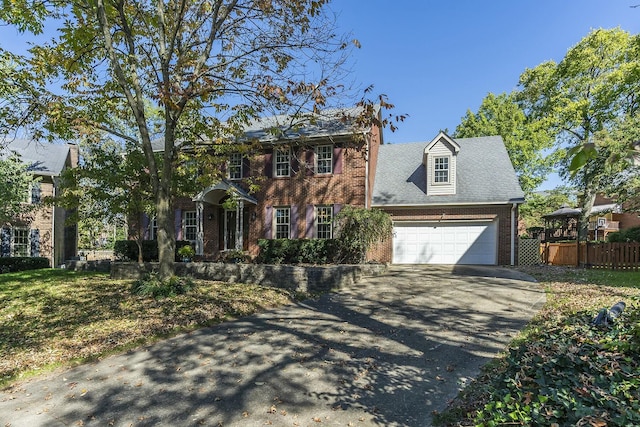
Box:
[392,221,497,265]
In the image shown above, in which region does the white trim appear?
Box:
[228,153,243,180]
[432,155,450,184]
[183,210,197,243]
[274,147,291,178]
[372,200,525,208]
[273,206,291,239]
[314,144,333,175]
[315,205,333,239]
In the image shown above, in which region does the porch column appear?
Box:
[236,200,244,251]
[196,201,204,255]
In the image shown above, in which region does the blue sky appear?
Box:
[333,1,640,190]
[335,1,640,144]
[2,1,639,190]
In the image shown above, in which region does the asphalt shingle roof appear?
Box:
[150,106,371,151]
[2,139,71,176]
[372,136,525,206]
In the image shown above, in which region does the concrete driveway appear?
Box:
[1,265,545,427]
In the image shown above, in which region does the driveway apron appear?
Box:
[1,265,545,427]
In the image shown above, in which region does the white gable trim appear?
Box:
[424,131,460,155]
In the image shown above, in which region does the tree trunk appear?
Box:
[136,238,143,264]
[156,186,175,280]
[579,188,597,242]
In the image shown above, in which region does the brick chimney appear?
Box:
[67,143,79,168]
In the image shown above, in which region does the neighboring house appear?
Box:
[0,140,79,267]
[138,115,524,266]
[370,132,524,265]
[588,194,640,241]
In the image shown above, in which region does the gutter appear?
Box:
[371,199,525,209]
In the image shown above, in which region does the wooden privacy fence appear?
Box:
[586,242,640,270]
[542,242,640,270]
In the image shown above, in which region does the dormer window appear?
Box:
[423,132,459,196]
[434,156,450,184]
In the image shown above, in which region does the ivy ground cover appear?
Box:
[435,266,640,426]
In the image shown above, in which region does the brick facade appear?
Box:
[168,128,381,260]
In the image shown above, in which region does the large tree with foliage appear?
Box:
[0,0,388,279]
[516,28,640,237]
[0,153,36,223]
[57,139,157,262]
[454,92,553,194]
[588,114,640,211]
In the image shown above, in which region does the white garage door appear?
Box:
[392,221,497,265]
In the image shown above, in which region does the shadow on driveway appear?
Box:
[1,265,545,427]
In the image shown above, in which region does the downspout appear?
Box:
[52,177,57,268]
[511,202,517,266]
[364,131,370,209]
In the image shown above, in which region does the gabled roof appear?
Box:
[150,106,376,151]
[193,179,258,205]
[372,135,525,206]
[2,139,71,177]
[424,131,460,155]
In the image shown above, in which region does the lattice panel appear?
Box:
[519,238,541,266]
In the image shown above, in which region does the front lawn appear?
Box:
[434,266,640,426]
[0,269,297,388]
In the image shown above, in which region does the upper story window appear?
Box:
[274,207,290,239]
[315,205,333,239]
[433,156,449,184]
[228,153,243,180]
[274,147,291,178]
[183,211,197,242]
[315,145,333,175]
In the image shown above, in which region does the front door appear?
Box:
[224,210,237,251]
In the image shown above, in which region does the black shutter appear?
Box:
[1,227,11,257]
[243,157,251,178]
[31,183,41,204]
[30,229,40,257]
[264,150,273,178]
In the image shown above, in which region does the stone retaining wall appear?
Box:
[65,259,113,272]
[110,262,388,293]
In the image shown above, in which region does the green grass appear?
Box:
[434,266,640,426]
[0,269,298,388]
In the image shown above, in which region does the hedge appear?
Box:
[0,257,50,273]
[113,240,193,262]
[257,239,342,264]
[607,226,640,243]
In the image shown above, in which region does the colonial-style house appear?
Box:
[142,109,524,266]
[146,108,383,260]
[0,140,79,267]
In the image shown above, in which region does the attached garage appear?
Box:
[392,221,498,265]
